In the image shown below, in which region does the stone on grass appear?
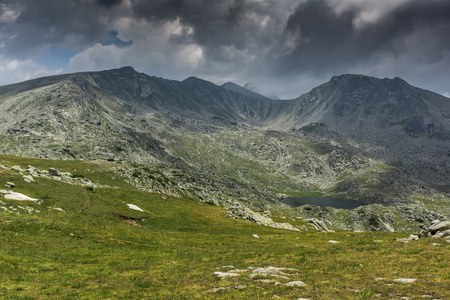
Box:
[419,220,450,240]
[61,176,73,183]
[53,208,65,212]
[5,182,15,188]
[284,281,306,287]
[393,278,417,284]
[408,234,419,241]
[23,175,34,182]
[4,192,43,204]
[428,221,450,234]
[214,271,240,278]
[27,165,38,173]
[127,204,143,212]
[252,234,260,239]
[328,240,341,244]
[218,266,235,269]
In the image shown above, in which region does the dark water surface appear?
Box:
[282,196,366,210]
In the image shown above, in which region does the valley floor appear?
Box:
[0,155,448,299]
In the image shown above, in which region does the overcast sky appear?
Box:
[0,0,449,99]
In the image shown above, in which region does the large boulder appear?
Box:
[419,220,450,242]
[1,191,43,205]
[428,221,450,234]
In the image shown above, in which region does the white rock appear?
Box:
[252,234,260,239]
[408,234,419,241]
[4,192,43,204]
[285,281,306,287]
[5,182,15,188]
[219,265,235,269]
[53,208,65,212]
[393,278,417,284]
[429,221,450,234]
[328,240,341,244]
[213,271,240,278]
[23,175,34,182]
[127,204,143,212]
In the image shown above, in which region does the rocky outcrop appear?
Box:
[227,202,300,231]
[304,218,330,232]
[419,220,450,242]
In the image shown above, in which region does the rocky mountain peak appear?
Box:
[221,82,271,100]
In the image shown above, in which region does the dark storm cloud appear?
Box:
[98,0,122,8]
[0,0,120,59]
[130,0,287,61]
[1,0,450,97]
[275,0,450,76]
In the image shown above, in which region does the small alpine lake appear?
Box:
[281,196,366,210]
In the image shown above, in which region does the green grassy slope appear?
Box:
[0,155,448,299]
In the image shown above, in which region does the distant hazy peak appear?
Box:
[221,81,272,100]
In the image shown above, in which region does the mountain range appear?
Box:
[0,66,448,231]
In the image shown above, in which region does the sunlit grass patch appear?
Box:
[0,154,448,299]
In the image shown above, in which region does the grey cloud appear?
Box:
[1,0,450,98]
[274,0,450,77]
[0,0,121,59]
[130,0,288,61]
[98,0,122,8]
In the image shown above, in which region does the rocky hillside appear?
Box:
[286,74,450,185]
[0,67,448,232]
